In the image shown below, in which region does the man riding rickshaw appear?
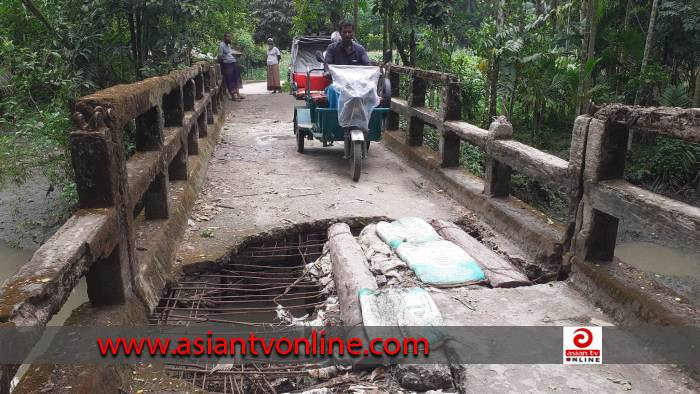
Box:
[292,20,391,181]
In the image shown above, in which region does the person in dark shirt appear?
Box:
[323,20,370,66]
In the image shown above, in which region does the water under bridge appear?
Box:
[0,62,698,393]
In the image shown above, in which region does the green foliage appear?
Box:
[449,50,486,123]
[626,137,700,194]
[0,0,254,213]
[252,0,295,47]
[659,85,691,107]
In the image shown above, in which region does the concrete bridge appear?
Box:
[0,61,698,393]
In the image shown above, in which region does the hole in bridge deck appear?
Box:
[149,230,332,393]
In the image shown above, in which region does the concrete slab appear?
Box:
[432,282,613,326]
[459,363,693,393]
[430,283,696,393]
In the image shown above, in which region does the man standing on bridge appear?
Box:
[218,32,245,101]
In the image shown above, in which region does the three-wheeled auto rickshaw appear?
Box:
[290,37,391,182]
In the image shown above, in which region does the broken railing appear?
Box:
[569,105,700,264]
[0,60,226,392]
[385,64,700,273]
[0,63,224,330]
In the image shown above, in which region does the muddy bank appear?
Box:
[0,174,67,250]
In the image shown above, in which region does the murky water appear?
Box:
[615,242,700,278]
[0,241,34,282]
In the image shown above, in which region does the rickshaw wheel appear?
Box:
[351,141,362,182]
[295,122,304,153]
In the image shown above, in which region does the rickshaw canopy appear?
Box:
[291,36,332,73]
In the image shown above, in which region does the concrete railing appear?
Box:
[0,60,227,392]
[384,64,700,276]
[385,63,577,266]
[569,105,700,263]
[0,62,225,326]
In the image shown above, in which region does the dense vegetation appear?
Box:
[1,0,698,222]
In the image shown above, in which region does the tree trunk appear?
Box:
[508,67,518,119]
[353,0,359,33]
[634,0,660,105]
[575,0,591,116]
[551,0,558,32]
[408,0,417,66]
[382,12,387,54]
[583,0,598,95]
[488,0,506,120]
[617,0,633,96]
[693,66,700,107]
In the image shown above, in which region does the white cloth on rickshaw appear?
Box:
[328,65,380,130]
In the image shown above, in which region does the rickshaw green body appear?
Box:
[294,104,389,143]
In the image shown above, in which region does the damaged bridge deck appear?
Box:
[171,82,694,393]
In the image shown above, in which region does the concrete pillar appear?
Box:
[169,140,188,181]
[387,70,400,130]
[188,122,199,155]
[194,74,204,100]
[407,77,426,147]
[70,118,134,306]
[439,82,462,168]
[163,87,184,127]
[206,102,214,124]
[203,70,211,93]
[183,79,195,111]
[572,118,629,262]
[483,116,513,197]
[135,106,164,151]
[144,171,169,219]
[198,110,208,137]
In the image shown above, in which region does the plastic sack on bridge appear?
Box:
[396,240,486,286]
[328,65,380,130]
[375,217,441,249]
[359,287,446,345]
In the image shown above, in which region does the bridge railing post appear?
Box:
[188,121,200,155]
[483,116,513,197]
[571,117,628,262]
[194,74,204,100]
[183,79,196,112]
[70,110,134,306]
[198,109,208,137]
[407,75,426,146]
[136,103,171,220]
[439,82,462,167]
[386,70,400,130]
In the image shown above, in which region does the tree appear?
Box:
[576,0,598,116]
[694,66,700,107]
[634,0,661,105]
[252,0,295,47]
